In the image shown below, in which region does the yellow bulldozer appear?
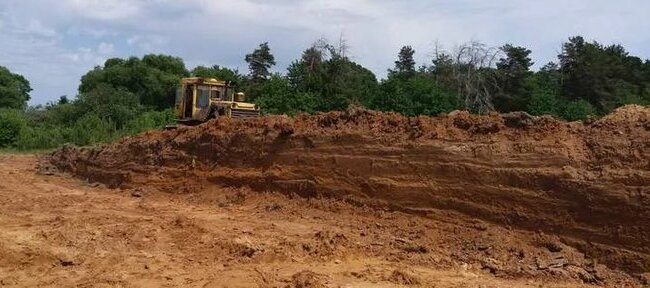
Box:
[172,77,260,126]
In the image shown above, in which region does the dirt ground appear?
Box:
[3,105,649,287]
[0,154,623,288]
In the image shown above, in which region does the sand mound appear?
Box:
[49,105,650,277]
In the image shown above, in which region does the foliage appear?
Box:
[254,74,318,116]
[558,36,648,114]
[0,109,27,147]
[526,85,560,117]
[245,42,276,83]
[69,113,118,146]
[560,99,596,121]
[15,125,70,150]
[428,41,502,114]
[318,55,379,110]
[76,84,141,129]
[79,55,188,110]
[122,109,175,135]
[9,36,650,151]
[191,65,246,85]
[45,102,82,127]
[389,46,416,78]
[374,73,460,116]
[494,44,534,112]
[287,41,379,112]
[0,66,32,109]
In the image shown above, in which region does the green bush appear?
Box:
[76,84,142,129]
[254,75,319,116]
[123,109,175,134]
[0,109,27,147]
[15,125,71,150]
[372,74,460,116]
[70,113,118,146]
[561,99,596,121]
[46,102,82,126]
[527,90,560,117]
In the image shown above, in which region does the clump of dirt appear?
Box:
[301,231,350,258]
[598,104,650,124]
[289,271,326,288]
[48,105,650,283]
[386,269,421,285]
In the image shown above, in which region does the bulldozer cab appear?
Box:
[176,78,229,122]
[174,77,259,124]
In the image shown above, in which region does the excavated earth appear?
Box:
[47,105,650,287]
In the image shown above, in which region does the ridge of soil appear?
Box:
[48,105,650,286]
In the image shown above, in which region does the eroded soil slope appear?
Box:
[0,155,619,287]
[49,105,650,286]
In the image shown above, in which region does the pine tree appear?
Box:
[245,42,276,83]
[389,46,416,78]
[494,44,534,112]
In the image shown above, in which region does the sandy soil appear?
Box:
[4,105,649,287]
[0,154,626,287]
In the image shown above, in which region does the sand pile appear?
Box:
[50,105,650,275]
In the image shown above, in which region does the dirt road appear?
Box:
[0,154,637,287]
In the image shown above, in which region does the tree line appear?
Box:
[1,36,650,150]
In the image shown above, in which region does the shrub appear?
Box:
[15,125,71,150]
[561,99,596,121]
[70,113,118,146]
[123,109,175,134]
[0,109,27,147]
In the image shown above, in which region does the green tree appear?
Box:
[191,65,245,84]
[319,55,379,111]
[254,74,318,115]
[57,96,70,105]
[374,77,415,115]
[46,102,82,127]
[525,73,561,117]
[76,84,141,129]
[142,54,188,76]
[374,45,460,116]
[409,75,460,116]
[389,46,416,78]
[374,74,460,116]
[0,66,32,109]
[560,99,596,121]
[245,42,276,83]
[287,46,326,93]
[286,40,379,112]
[558,36,648,114]
[79,55,188,110]
[494,44,534,112]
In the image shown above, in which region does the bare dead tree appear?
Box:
[451,41,502,114]
[429,41,455,89]
[301,38,331,72]
[311,38,332,60]
[309,35,349,61]
[431,40,446,61]
[336,32,350,59]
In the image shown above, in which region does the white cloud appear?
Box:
[64,42,114,65]
[98,42,114,55]
[63,0,143,21]
[22,19,57,38]
[126,35,169,52]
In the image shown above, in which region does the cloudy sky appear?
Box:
[1,0,649,105]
